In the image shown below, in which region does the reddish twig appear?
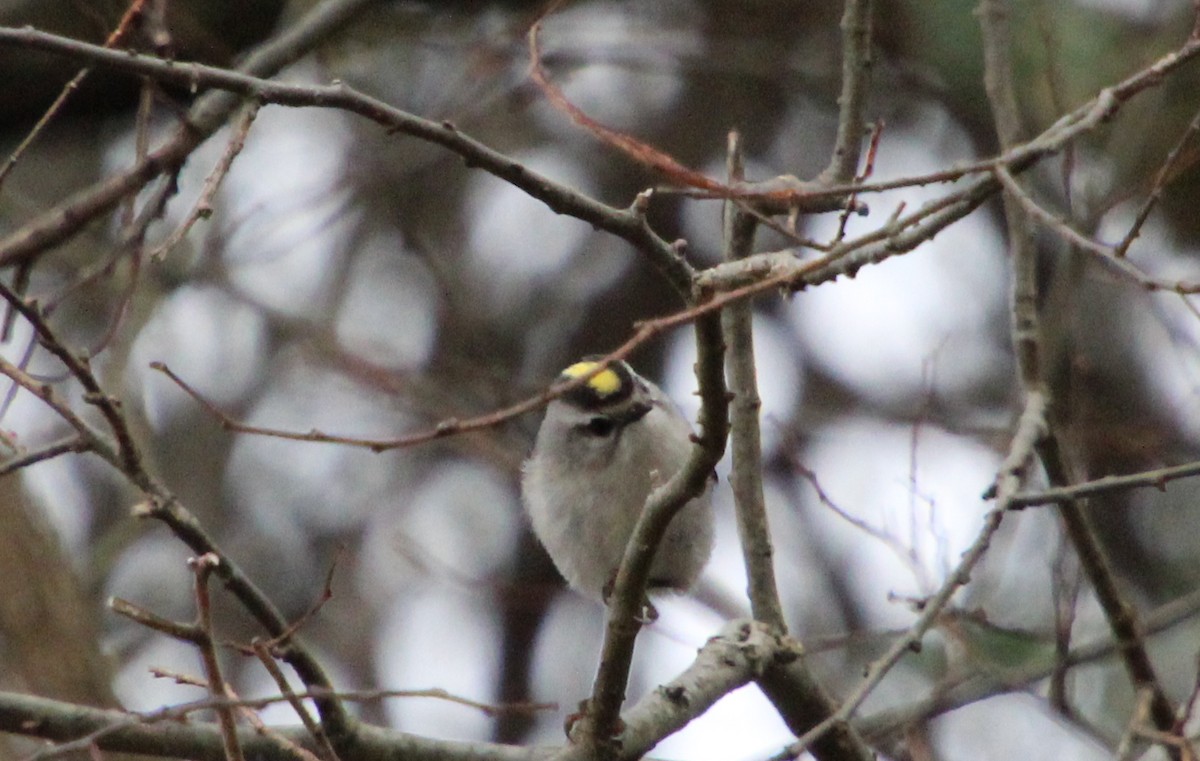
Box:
[527,5,855,215]
[148,312,697,451]
[832,119,885,243]
[528,4,722,195]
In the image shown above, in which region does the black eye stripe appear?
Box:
[573,401,652,439]
[582,416,616,437]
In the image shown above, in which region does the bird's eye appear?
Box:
[583,416,616,437]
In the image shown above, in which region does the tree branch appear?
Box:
[978,0,1179,752]
[777,390,1048,758]
[0,691,542,761]
[0,0,386,269]
[820,0,875,184]
[857,581,1200,751]
[1010,459,1200,507]
[581,303,729,751]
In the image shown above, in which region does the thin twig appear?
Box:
[1114,105,1200,258]
[0,281,145,473]
[252,640,339,761]
[1009,458,1200,506]
[0,0,388,270]
[0,0,151,187]
[109,596,200,642]
[992,166,1200,293]
[0,354,115,459]
[150,333,680,451]
[224,686,324,761]
[794,462,930,589]
[777,390,1048,758]
[1040,434,1179,743]
[251,545,341,652]
[0,436,88,477]
[149,99,262,262]
[148,671,558,718]
[1048,536,1081,714]
[190,554,246,761]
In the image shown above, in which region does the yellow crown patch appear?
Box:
[563,361,623,397]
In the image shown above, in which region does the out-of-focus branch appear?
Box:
[0,0,385,269]
[992,166,1200,292]
[2,26,1195,298]
[0,479,118,712]
[776,390,1048,760]
[820,0,874,184]
[1010,459,1200,506]
[858,580,1200,751]
[0,691,544,761]
[0,296,352,743]
[977,0,1179,754]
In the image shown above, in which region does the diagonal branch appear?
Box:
[857,581,1200,750]
[0,263,353,744]
[0,0,386,270]
[777,390,1048,759]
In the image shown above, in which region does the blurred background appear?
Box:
[1,1,1200,759]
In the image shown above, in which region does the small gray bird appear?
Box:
[521,358,714,601]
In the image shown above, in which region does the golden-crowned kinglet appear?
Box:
[522,359,714,601]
